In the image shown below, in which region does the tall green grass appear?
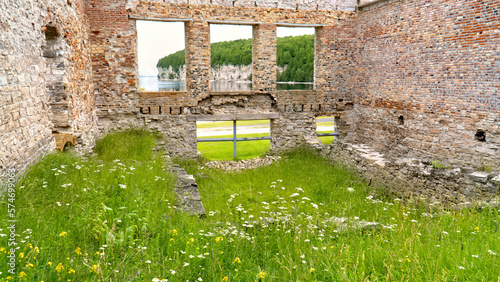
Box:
[1,132,499,281]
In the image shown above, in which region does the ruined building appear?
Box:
[1,0,499,200]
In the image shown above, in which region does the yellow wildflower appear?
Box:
[475,226,480,231]
[95,251,100,256]
[171,229,177,236]
[19,272,27,278]
[91,264,99,272]
[233,257,241,264]
[222,276,229,282]
[59,231,68,237]
[310,268,315,272]
[34,247,40,253]
[215,237,223,242]
[19,252,24,258]
[56,263,64,272]
[170,238,175,242]
[0,247,6,253]
[6,276,13,280]
[257,271,266,279]
[68,268,75,274]
[404,258,411,262]
[26,263,34,268]
[27,243,33,249]
[47,261,53,266]
[75,247,82,255]
[187,238,195,244]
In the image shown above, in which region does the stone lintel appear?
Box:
[188,113,279,121]
[208,91,271,96]
[128,15,193,22]
[207,20,262,25]
[274,22,325,27]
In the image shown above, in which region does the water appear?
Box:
[140,77,186,91]
[139,77,313,92]
[210,81,252,91]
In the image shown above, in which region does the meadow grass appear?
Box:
[1,131,499,281]
[197,133,270,160]
[196,120,269,129]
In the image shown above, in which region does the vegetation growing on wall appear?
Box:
[156,35,314,82]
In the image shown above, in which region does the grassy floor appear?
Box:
[196,120,269,129]
[197,133,270,160]
[1,131,499,281]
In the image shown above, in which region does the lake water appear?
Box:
[139,77,313,92]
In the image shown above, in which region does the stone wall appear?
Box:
[352,0,500,171]
[89,0,359,156]
[321,141,499,205]
[0,0,97,178]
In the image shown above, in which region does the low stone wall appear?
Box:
[321,141,500,205]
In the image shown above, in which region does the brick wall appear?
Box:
[353,0,500,169]
[89,0,359,155]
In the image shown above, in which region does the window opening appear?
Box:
[276,27,315,90]
[137,20,186,91]
[316,116,337,144]
[210,24,253,91]
[196,119,271,160]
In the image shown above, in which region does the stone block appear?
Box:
[298,0,317,10]
[491,175,500,186]
[318,0,337,11]
[211,0,233,7]
[0,74,7,85]
[467,172,490,184]
[256,0,278,8]
[233,0,256,7]
[188,0,211,5]
[277,1,296,9]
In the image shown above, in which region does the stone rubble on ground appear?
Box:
[170,164,207,216]
[203,155,281,171]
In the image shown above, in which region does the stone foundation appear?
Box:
[321,141,499,204]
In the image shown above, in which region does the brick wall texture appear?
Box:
[352,0,500,169]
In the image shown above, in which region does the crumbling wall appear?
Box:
[352,0,500,170]
[0,0,97,178]
[88,0,359,156]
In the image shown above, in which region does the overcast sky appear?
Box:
[137,21,314,76]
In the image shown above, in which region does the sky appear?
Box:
[137,21,314,76]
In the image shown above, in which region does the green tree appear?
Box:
[156,34,314,82]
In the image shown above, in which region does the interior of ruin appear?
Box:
[1,0,498,200]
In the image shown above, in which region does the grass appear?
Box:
[1,130,499,281]
[196,120,269,129]
[197,133,270,160]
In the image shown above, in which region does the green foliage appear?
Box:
[156,35,315,82]
[277,35,314,82]
[211,38,253,67]
[93,128,161,163]
[431,159,451,169]
[156,49,185,72]
[2,135,499,281]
